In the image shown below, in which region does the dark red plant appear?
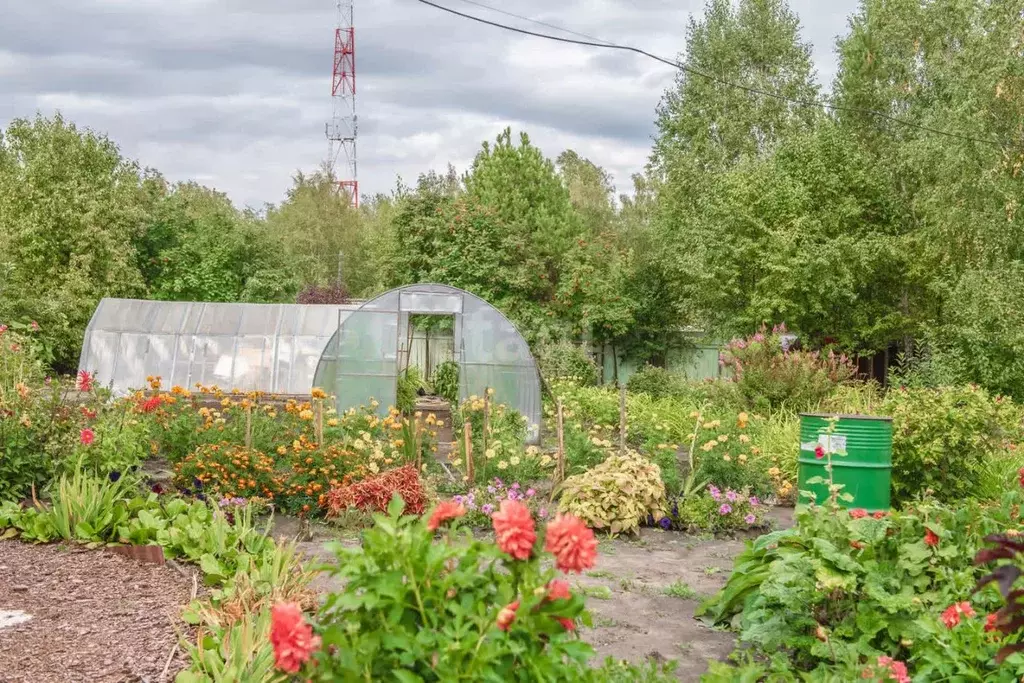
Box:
[973,534,1024,662]
[297,284,351,305]
[325,464,426,516]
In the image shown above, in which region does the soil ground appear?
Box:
[277,506,794,681]
[0,541,195,683]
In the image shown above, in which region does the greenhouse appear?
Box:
[314,283,543,443]
[77,286,543,441]
[78,298,360,395]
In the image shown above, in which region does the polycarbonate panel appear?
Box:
[78,298,359,396]
[312,284,542,442]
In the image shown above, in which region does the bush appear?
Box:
[396,366,427,414]
[325,464,427,516]
[882,385,1023,503]
[698,488,1023,678]
[537,340,600,387]
[626,365,689,399]
[670,486,767,534]
[433,360,460,405]
[558,453,668,535]
[719,324,856,412]
[292,495,677,681]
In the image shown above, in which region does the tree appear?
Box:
[139,182,296,303]
[264,166,375,296]
[556,150,616,235]
[0,114,150,368]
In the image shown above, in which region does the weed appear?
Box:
[662,581,697,600]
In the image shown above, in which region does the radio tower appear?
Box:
[326,0,358,207]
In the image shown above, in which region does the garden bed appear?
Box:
[0,541,195,682]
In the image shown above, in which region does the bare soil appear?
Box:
[0,541,195,683]
[282,506,794,681]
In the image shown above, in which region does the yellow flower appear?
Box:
[487,387,495,397]
[327,418,339,427]
[436,420,445,428]
[540,455,552,466]
[368,462,380,474]
[311,387,327,399]
[739,434,750,443]
[737,412,749,429]
[497,460,509,470]
[292,440,301,450]
[370,399,380,408]
[738,454,747,463]
[299,409,314,421]
[19,414,31,428]
[689,410,700,418]
[701,440,717,452]
[768,467,781,477]
[751,446,761,455]
[393,439,405,447]
[717,434,728,443]
[485,448,496,459]
[510,456,521,466]
[723,454,732,462]
[277,446,288,455]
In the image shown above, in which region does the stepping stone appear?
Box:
[0,610,32,630]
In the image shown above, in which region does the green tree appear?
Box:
[140,182,296,303]
[264,166,374,296]
[0,114,149,368]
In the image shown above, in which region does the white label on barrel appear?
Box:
[818,434,847,454]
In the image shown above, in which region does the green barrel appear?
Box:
[797,413,892,512]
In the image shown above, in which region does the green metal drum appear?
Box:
[797,413,893,512]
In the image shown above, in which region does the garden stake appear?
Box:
[556,398,565,483]
[314,398,324,447]
[463,421,474,483]
[244,403,253,450]
[414,416,422,470]
[619,384,627,455]
[482,388,490,453]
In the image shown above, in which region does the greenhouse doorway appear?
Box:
[397,314,460,411]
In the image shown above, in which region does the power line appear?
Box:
[447,0,615,45]
[414,0,1006,148]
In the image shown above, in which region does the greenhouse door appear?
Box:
[330,305,401,414]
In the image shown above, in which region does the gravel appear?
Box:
[0,541,196,682]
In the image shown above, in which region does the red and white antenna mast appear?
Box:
[326,0,358,207]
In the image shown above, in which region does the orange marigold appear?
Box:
[492,500,536,560]
[426,499,466,531]
[270,602,320,674]
[544,514,598,574]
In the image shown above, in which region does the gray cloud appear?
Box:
[0,0,860,209]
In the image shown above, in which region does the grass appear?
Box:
[703,566,721,577]
[579,585,613,600]
[662,580,698,600]
[586,569,616,579]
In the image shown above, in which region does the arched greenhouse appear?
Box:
[78,285,543,441]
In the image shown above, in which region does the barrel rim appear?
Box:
[799,412,893,422]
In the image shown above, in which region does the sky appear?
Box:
[0,0,860,210]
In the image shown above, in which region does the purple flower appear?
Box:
[487,486,496,494]
[494,478,503,487]
[539,507,548,519]
[526,488,536,497]
[708,485,721,500]
[481,504,494,515]
[718,504,732,515]
[749,496,760,507]
[511,483,520,490]
[725,490,738,503]
[507,490,517,500]
[744,514,756,524]
[454,495,464,504]
[658,517,671,530]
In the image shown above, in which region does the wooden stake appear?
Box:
[314,399,324,446]
[556,398,565,483]
[414,417,423,470]
[619,384,627,455]
[463,421,474,483]
[245,403,253,450]
[482,388,491,453]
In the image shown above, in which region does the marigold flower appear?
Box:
[924,528,939,547]
[426,499,466,531]
[270,602,320,673]
[80,428,95,446]
[544,514,598,574]
[493,500,537,560]
[849,508,868,519]
[496,600,519,631]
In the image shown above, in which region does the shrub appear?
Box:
[719,323,856,412]
[626,365,688,399]
[433,360,460,405]
[281,495,676,682]
[670,486,767,534]
[396,366,427,414]
[558,453,668,535]
[882,385,1023,503]
[452,478,551,527]
[295,283,350,305]
[537,339,600,386]
[698,488,1023,677]
[325,464,427,516]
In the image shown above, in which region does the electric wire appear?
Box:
[414,0,1008,148]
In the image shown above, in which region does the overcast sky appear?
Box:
[0,0,860,210]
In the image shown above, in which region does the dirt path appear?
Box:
[0,541,194,683]
[279,507,793,681]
